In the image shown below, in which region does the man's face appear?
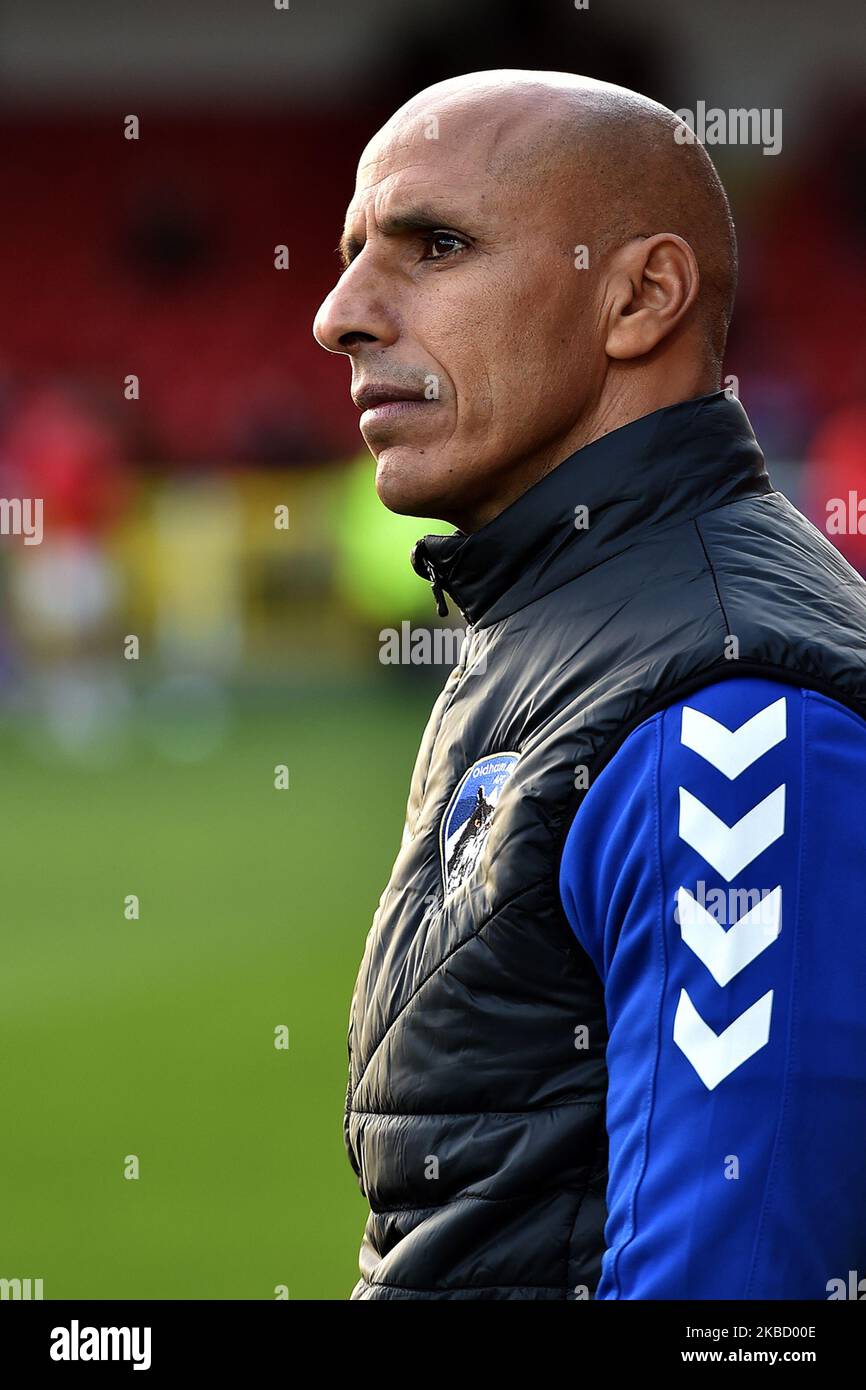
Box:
[313,100,604,528]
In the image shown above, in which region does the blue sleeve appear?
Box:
[559,676,866,1300]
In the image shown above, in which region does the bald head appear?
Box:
[315,70,739,529]
[368,70,737,365]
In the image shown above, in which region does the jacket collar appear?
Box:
[410,390,771,627]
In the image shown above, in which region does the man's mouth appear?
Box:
[353,384,433,432]
[354,383,436,436]
[353,384,428,409]
[361,400,429,428]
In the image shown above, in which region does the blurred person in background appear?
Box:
[1,385,132,749]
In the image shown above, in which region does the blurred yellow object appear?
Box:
[333,452,452,624]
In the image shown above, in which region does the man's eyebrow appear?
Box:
[337,204,470,269]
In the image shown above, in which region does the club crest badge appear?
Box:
[440,752,519,895]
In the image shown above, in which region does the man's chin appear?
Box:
[373,446,453,520]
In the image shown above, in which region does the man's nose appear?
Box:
[313,263,397,355]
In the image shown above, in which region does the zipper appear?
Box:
[423,557,449,617]
[411,537,450,617]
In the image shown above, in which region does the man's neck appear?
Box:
[455,362,720,534]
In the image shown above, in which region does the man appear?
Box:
[313,70,866,1300]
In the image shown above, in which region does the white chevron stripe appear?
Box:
[679,785,785,881]
[673,988,774,1089]
[681,697,786,779]
[677,886,782,985]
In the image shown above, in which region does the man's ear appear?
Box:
[604,233,700,360]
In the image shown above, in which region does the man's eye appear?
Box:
[424,232,468,261]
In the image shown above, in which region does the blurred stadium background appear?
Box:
[1,0,864,1299]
